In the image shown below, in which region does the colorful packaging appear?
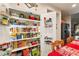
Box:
[17,50,22,56]
[34,15,40,21]
[13,42,18,49]
[22,40,26,47]
[29,15,35,20]
[31,47,40,56]
[2,16,8,25]
[16,34,22,39]
[27,33,31,38]
[22,49,30,56]
[17,41,22,48]
[22,33,27,38]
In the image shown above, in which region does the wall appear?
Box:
[63,16,71,36]
[71,18,79,36]
[0,25,10,44]
[40,12,57,55]
[56,12,61,39]
[71,13,79,36]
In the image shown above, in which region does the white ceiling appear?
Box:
[44,3,79,15]
[2,3,79,16]
[8,3,79,15]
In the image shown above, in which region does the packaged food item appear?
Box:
[10,42,14,49]
[30,21,34,26]
[19,28,22,32]
[31,47,40,56]
[10,28,18,33]
[22,49,30,56]
[0,43,8,50]
[37,22,40,26]
[25,14,29,19]
[29,14,35,20]
[27,33,31,38]
[32,28,36,32]
[22,28,30,32]
[0,45,2,50]
[22,33,27,38]
[22,40,27,47]
[9,19,16,25]
[17,50,22,56]
[30,33,33,38]
[16,33,22,39]
[2,16,8,25]
[17,41,22,48]
[19,13,25,18]
[31,41,37,45]
[24,21,29,25]
[34,15,40,21]
[10,37,16,41]
[16,20,21,25]
[13,41,18,49]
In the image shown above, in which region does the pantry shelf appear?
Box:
[9,25,40,28]
[0,36,40,45]
[10,16,40,22]
[10,36,41,42]
[11,44,40,52]
[10,32,40,34]
[8,8,41,56]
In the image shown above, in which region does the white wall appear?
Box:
[40,12,56,56]
[0,25,10,44]
[56,12,61,39]
[63,16,71,36]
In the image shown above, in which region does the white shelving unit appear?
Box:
[7,9,41,56]
[10,35,41,42]
[9,25,39,28]
[10,16,40,22]
[10,32,40,34]
[0,8,41,56]
[11,44,40,52]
